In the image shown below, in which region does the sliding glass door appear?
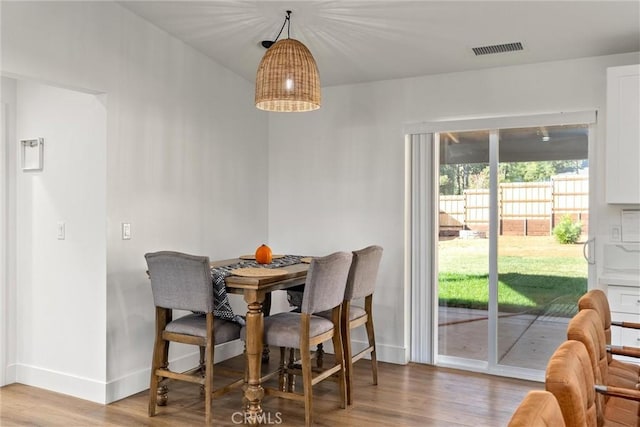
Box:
[430,117,592,378]
[495,125,589,371]
[438,130,490,365]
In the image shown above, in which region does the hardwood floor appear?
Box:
[0,353,540,426]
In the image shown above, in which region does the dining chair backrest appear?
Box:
[345,245,383,301]
[301,252,352,315]
[145,251,214,313]
[566,308,608,426]
[567,308,609,386]
[508,390,566,427]
[545,340,597,427]
[578,289,612,348]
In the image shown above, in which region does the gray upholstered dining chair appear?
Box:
[317,245,383,405]
[242,251,352,427]
[145,251,243,425]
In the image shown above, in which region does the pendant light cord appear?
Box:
[273,10,292,42]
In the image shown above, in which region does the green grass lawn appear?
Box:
[439,237,588,313]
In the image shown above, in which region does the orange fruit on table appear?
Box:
[255,244,272,264]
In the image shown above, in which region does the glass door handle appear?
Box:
[583,237,595,265]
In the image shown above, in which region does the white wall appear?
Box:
[268,52,640,364]
[2,1,269,403]
[15,79,107,401]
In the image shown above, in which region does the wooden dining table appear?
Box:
[209,258,309,424]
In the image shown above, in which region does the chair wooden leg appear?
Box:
[301,344,313,426]
[365,296,378,385]
[287,348,296,392]
[158,309,172,407]
[204,314,215,425]
[332,307,347,409]
[300,314,314,426]
[156,383,168,407]
[366,320,378,385]
[316,343,324,368]
[149,308,170,416]
[262,293,272,363]
[342,317,354,405]
[278,347,286,391]
[148,341,162,416]
[199,346,206,395]
[199,346,206,372]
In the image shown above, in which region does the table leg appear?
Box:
[243,292,265,424]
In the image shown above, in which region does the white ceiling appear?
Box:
[120,1,640,87]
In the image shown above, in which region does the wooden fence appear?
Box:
[439,175,588,237]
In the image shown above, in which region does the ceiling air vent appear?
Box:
[472,42,523,56]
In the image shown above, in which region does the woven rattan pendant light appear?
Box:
[255,11,321,112]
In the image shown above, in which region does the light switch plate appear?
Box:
[57,222,65,240]
[122,223,131,240]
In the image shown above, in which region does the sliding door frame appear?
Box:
[405,111,597,379]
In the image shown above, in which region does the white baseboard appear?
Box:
[316,340,408,365]
[16,363,107,403]
[363,340,409,365]
[10,339,404,404]
[12,340,245,404]
[3,363,17,386]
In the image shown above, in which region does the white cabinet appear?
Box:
[608,284,640,315]
[607,284,640,365]
[606,64,640,204]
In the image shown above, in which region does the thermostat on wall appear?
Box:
[20,138,44,171]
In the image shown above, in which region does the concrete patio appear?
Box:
[438,307,572,370]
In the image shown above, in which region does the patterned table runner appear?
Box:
[211,255,304,325]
